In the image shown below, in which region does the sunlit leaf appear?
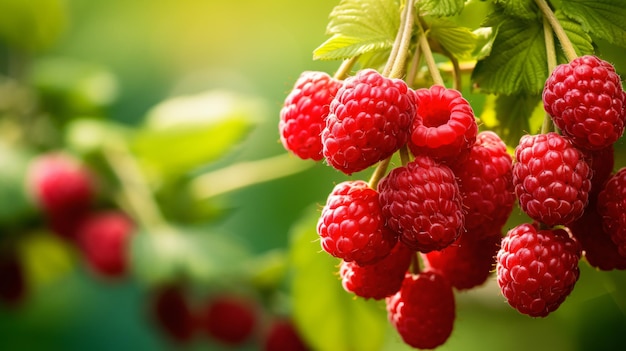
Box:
[479,94,544,148]
[428,18,478,59]
[18,231,76,288]
[492,0,539,20]
[471,11,547,95]
[556,10,595,58]
[65,118,132,156]
[289,207,387,351]
[132,90,260,181]
[417,0,465,17]
[561,0,626,47]
[314,0,400,60]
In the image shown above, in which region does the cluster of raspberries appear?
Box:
[279,55,626,349]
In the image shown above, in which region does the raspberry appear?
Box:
[597,167,626,257]
[198,294,258,346]
[452,131,514,235]
[543,55,626,150]
[27,152,95,215]
[408,85,477,164]
[279,71,341,161]
[262,317,310,351]
[378,156,464,253]
[583,145,614,196]
[76,211,134,278]
[513,132,592,226]
[340,241,414,300]
[569,200,626,271]
[317,180,397,265]
[322,69,415,174]
[423,229,501,290]
[496,223,581,317]
[0,250,26,306]
[386,271,455,349]
[150,284,196,343]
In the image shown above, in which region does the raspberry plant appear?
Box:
[281,0,626,349]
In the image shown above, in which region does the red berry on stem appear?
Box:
[408,85,477,164]
[452,131,514,235]
[199,295,258,346]
[340,241,414,300]
[279,71,342,161]
[597,167,626,257]
[386,271,456,350]
[77,211,134,278]
[322,68,415,174]
[317,180,396,265]
[513,132,592,226]
[543,55,626,151]
[150,284,196,343]
[262,317,310,351]
[496,223,581,317]
[378,156,464,253]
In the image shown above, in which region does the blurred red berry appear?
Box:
[199,295,258,346]
[262,317,310,351]
[150,284,196,343]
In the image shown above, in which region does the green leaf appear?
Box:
[492,0,539,20]
[417,0,465,17]
[471,12,547,95]
[132,90,259,181]
[313,0,400,60]
[0,0,67,52]
[428,18,478,59]
[479,94,544,148]
[561,0,626,47]
[556,10,595,58]
[289,207,387,351]
[130,226,250,286]
[65,118,132,156]
[0,141,35,226]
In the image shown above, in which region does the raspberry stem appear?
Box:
[388,0,416,79]
[102,138,170,232]
[416,17,445,86]
[367,156,391,189]
[534,0,578,62]
[383,0,415,77]
[541,16,556,134]
[333,56,358,80]
[406,41,422,87]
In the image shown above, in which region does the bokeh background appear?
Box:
[1,0,626,350]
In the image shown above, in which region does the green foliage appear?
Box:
[0,141,35,226]
[560,0,626,47]
[479,94,544,147]
[132,90,258,182]
[313,0,400,60]
[289,208,388,351]
[428,18,478,59]
[492,0,539,20]
[472,11,547,95]
[417,0,465,17]
[556,10,595,58]
[0,0,67,52]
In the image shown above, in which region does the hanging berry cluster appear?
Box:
[279,0,626,349]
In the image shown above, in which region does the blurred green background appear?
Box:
[1,0,626,350]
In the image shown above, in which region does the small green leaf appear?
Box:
[556,10,595,58]
[561,0,626,47]
[493,0,539,20]
[314,0,400,60]
[479,94,544,148]
[428,18,478,59]
[471,12,547,95]
[417,0,465,17]
[473,27,497,60]
[289,207,387,351]
[132,90,259,181]
[65,118,132,156]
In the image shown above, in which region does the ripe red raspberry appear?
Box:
[262,317,310,351]
[568,201,626,271]
[583,145,614,196]
[452,131,514,235]
[150,284,196,343]
[378,156,464,253]
[386,271,455,349]
[27,152,95,215]
[198,295,258,346]
[496,223,581,317]
[322,69,415,174]
[543,55,626,150]
[513,132,592,226]
[279,71,341,161]
[0,250,26,306]
[423,229,501,291]
[77,211,134,278]
[317,180,397,265]
[408,85,477,164]
[340,241,414,300]
[597,167,626,257]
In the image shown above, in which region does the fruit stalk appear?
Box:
[534,0,578,62]
[541,16,556,134]
[416,17,444,86]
